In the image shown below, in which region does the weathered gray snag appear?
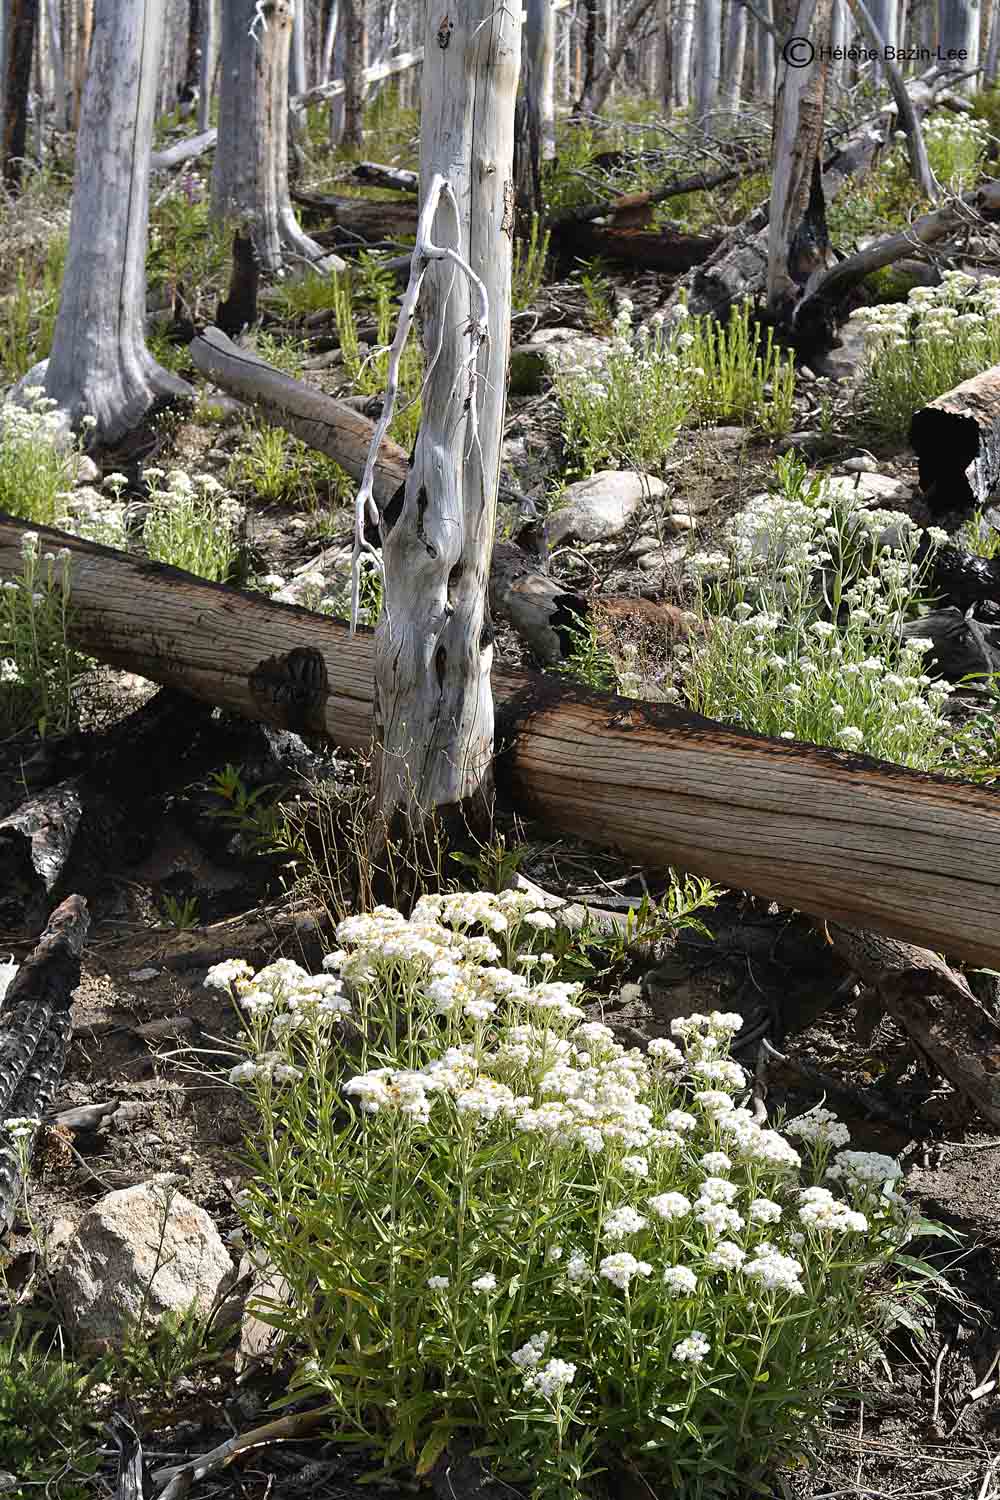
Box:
[910,364,1000,513]
[211,0,336,274]
[3,516,1000,971]
[364,0,522,856]
[37,0,193,440]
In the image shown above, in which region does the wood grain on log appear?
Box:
[2,516,1000,968]
[910,363,1000,513]
[551,221,723,272]
[290,188,419,239]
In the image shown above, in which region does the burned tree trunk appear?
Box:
[910,364,1000,514]
[33,0,193,441]
[2,0,38,187]
[0,894,90,1232]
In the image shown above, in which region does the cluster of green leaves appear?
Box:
[0,1316,99,1499]
[684,300,796,435]
[0,532,90,738]
[0,234,67,381]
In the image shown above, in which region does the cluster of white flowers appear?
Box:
[826,1149,903,1198]
[599,1251,653,1291]
[672,1330,711,1364]
[785,1106,852,1150]
[798,1186,868,1234]
[3,1115,40,1141]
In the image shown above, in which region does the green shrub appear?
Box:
[512,215,550,313]
[217,893,919,1500]
[682,300,796,435]
[0,1315,99,1498]
[0,389,79,526]
[853,270,1000,441]
[0,234,67,380]
[138,467,243,581]
[0,529,89,737]
[682,455,953,767]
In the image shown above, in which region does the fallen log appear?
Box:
[929,543,1000,614]
[150,128,217,171]
[550,220,723,273]
[662,68,964,324]
[2,516,1000,968]
[189,327,408,504]
[352,161,418,193]
[910,363,1000,513]
[547,160,768,232]
[490,542,588,666]
[290,189,418,241]
[0,893,90,1231]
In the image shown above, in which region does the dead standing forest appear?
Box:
[4,0,1000,1496]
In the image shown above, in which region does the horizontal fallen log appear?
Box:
[352,161,418,193]
[547,160,768,231]
[551,220,722,273]
[150,128,217,170]
[290,189,418,241]
[910,362,1000,513]
[189,328,407,504]
[0,893,90,1230]
[2,516,1000,969]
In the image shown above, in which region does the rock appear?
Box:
[774,430,841,459]
[841,455,878,474]
[56,1181,233,1344]
[235,1251,294,1372]
[825,472,911,505]
[128,967,159,982]
[545,471,668,549]
[71,455,101,485]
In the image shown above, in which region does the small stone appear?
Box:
[56,1182,233,1344]
[128,967,160,982]
[72,455,100,485]
[841,455,877,474]
[545,470,668,549]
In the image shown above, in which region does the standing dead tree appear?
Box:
[34,0,193,441]
[351,0,522,873]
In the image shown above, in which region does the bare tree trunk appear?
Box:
[211,0,329,274]
[829,0,848,88]
[526,0,556,159]
[341,0,365,147]
[290,0,307,93]
[848,0,937,197]
[367,0,521,863]
[46,0,67,128]
[329,0,345,140]
[672,0,694,106]
[940,0,981,92]
[71,0,89,128]
[655,0,670,107]
[766,0,832,321]
[34,0,191,441]
[321,0,337,79]
[696,0,721,123]
[722,0,748,113]
[755,0,776,100]
[197,0,218,130]
[3,0,38,186]
[579,0,656,113]
[868,0,896,80]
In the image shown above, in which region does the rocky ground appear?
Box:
[3,260,1000,1499]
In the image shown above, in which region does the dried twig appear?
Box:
[153,1408,332,1498]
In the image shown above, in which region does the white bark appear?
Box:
[755,0,775,100]
[211,0,328,275]
[526,0,555,158]
[829,0,848,87]
[197,0,218,130]
[987,0,1000,84]
[321,0,338,80]
[45,0,66,128]
[722,0,748,113]
[672,0,694,106]
[696,0,721,122]
[290,0,307,93]
[37,0,191,441]
[366,0,521,847]
[341,0,365,146]
[940,0,981,93]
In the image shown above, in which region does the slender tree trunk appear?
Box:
[290,0,307,93]
[767,0,832,320]
[37,0,192,440]
[829,0,847,87]
[72,0,90,128]
[655,0,670,106]
[672,0,693,106]
[321,0,337,79]
[46,0,67,128]
[722,0,748,113]
[369,0,521,864]
[696,0,721,122]
[3,0,38,186]
[341,0,365,147]
[755,0,776,100]
[197,0,217,129]
[987,0,1000,83]
[329,0,345,140]
[526,0,555,158]
[211,0,328,274]
[940,0,981,92]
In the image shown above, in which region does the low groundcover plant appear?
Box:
[216,891,916,1500]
